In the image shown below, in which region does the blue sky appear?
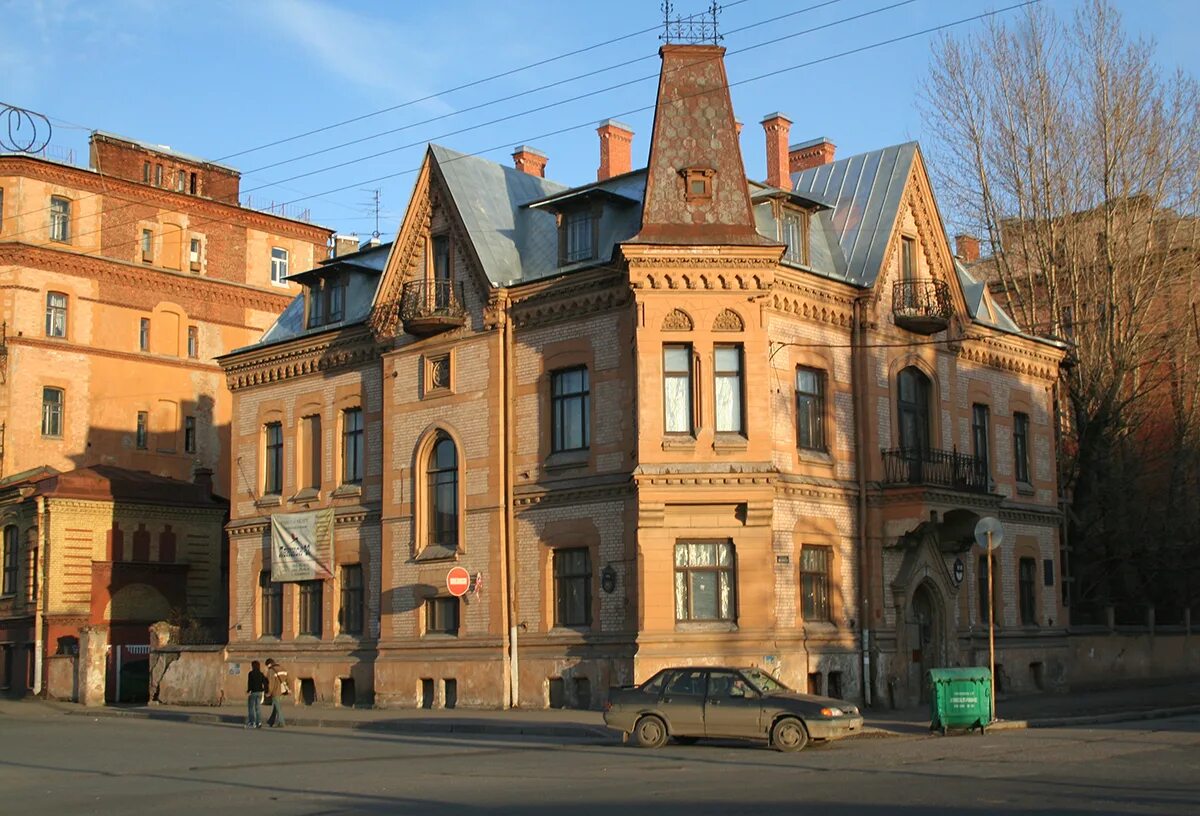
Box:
[3,0,1196,241]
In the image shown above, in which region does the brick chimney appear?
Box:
[956,234,981,263]
[334,234,360,257]
[512,145,548,178]
[192,466,214,496]
[761,112,792,189]
[596,119,633,181]
[789,137,836,173]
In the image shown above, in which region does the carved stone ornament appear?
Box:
[429,355,450,389]
[712,308,744,332]
[661,308,694,332]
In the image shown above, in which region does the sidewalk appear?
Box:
[28,677,1200,742]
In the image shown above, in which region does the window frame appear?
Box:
[426,433,459,550]
[781,208,809,265]
[2,526,17,597]
[563,209,596,264]
[425,596,460,636]
[264,421,284,495]
[184,415,197,454]
[662,343,695,436]
[306,274,347,328]
[1014,412,1031,484]
[49,196,70,243]
[41,387,64,438]
[187,325,199,359]
[302,414,323,491]
[139,317,151,352]
[298,579,323,637]
[341,407,364,485]
[141,228,154,263]
[45,292,68,338]
[673,540,737,623]
[260,571,282,637]
[553,547,592,628]
[270,247,290,285]
[972,403,991,477]
[897,366,931,452]
[713,344,745,435]
[799,545,832,622]
[1019,557,1037,626]
[189,237,202,272]
[339,564,364,636]
[901,235,917,282]
[795,366,826,451]
[136,411,149,450]
[550,366,590,453]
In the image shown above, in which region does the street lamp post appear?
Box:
[974,516,1004,725]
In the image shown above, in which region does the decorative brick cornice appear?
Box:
[959,337,1063,380]
[0,242,293,316]
[0,155,331,242]
[220,326,379,391]
[513,480,633,508]
[510,271,630,330]
[370,165,432,338]
[867,485,1005,511]
[766,279,855,330]
[7,335,224,374]
[622,243,778,291]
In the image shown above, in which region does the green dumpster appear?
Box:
[928,667,992,734]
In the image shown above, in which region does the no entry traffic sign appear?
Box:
[446,566,471,597]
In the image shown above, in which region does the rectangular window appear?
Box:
[341,408,363,485]
[41,387,63,437]
[136,411,148,449]
[674,540,736,622]
[714,345,744,434]
[978,555,993,624]
[663,344,694,435]
[154,164,163,187]
[49,196,70,242]
[139,317,150,352]
[553,548,592,627]
[264,422,283,494]
[1014,412,1031,484]
[901,236,916,281]
[187,326,199,359]
[1019,558,1037,626]
[261,572,282,636]
[142,161,151,183]
[2,526,17,596]
[176,170,186,192]
[141,228,153,262]
[551,367,590,452]
[189,172,198,195]
[340,564,364,635]
[45,292,68,338]
[795,367,826,451]
[782,210,807,264]
[328,276,345,322]
[303,414,322,490]
[564,211,595,263]
[189,238,201,271]
[800,546,831,622]
[425,597,460,636]
[270,247,289,284]
[299,580,323,636]
[306,275,347,328]
[184,416,196,454]
[972,403,991,479]
[432,235,451,308]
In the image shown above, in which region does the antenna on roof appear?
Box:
[1,102,53,154]
[360,188,382,239]
[661,1,722,45]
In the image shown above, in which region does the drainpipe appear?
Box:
[499,293,519,707]
[33,495,49,696]
[852,293,872,708]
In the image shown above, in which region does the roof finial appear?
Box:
[661,0,722,45]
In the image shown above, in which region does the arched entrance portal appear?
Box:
[910,581,944,703]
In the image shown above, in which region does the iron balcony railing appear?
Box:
[892,278,953,333]
[881,446,990,493]
[399,279,466,328]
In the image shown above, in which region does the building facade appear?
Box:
[221,44,1066,710]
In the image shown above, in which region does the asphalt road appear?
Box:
[1,704,1198,815]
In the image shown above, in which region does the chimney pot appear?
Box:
[192,466,214,496]
[760,112,793,189]
[512,145,548,178]
[334,234,360,257]
[956,234,981,263]
[596,119,634,181]
[789,137,836,173]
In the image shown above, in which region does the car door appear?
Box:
[703,670,764,739]
[658,669,707,738]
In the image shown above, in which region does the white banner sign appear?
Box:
[270,508,334,582]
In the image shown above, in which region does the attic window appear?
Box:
[307,274,347,329]
[561,209,596,265]
[681,168,715,202]
[782,209,808,265]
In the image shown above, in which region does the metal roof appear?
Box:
[791,141,917,285]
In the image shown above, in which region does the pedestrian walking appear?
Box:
[265,658,290,728]
[246,660,267,729]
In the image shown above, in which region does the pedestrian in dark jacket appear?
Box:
[265,658,289,728]
[246,660,267,729]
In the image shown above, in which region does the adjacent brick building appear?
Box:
[221,44,1066,709]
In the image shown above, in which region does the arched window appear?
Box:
[897,367,931,452]
[427,433,459,549]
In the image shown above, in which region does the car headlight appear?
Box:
[819,707,844,717]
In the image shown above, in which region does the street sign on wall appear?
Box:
[447,566,471,597]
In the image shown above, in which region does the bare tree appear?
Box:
[922,0,1200,617]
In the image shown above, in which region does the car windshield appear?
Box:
[742,668,790,694]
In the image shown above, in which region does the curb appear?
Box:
[59,705,616,741]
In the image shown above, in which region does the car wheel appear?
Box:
[771,717,809,752]
[633,715,668,749]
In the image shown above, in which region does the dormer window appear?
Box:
[563,210,596,264]
[782,209,808,265]
[681,167,715,202]
[307,274,347,329]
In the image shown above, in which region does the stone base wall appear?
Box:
[150,647,226,705]
[45,655,77,701]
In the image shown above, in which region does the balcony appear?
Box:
[881,447,990,494]
[892,278,953,334]
[399,280,467,335]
